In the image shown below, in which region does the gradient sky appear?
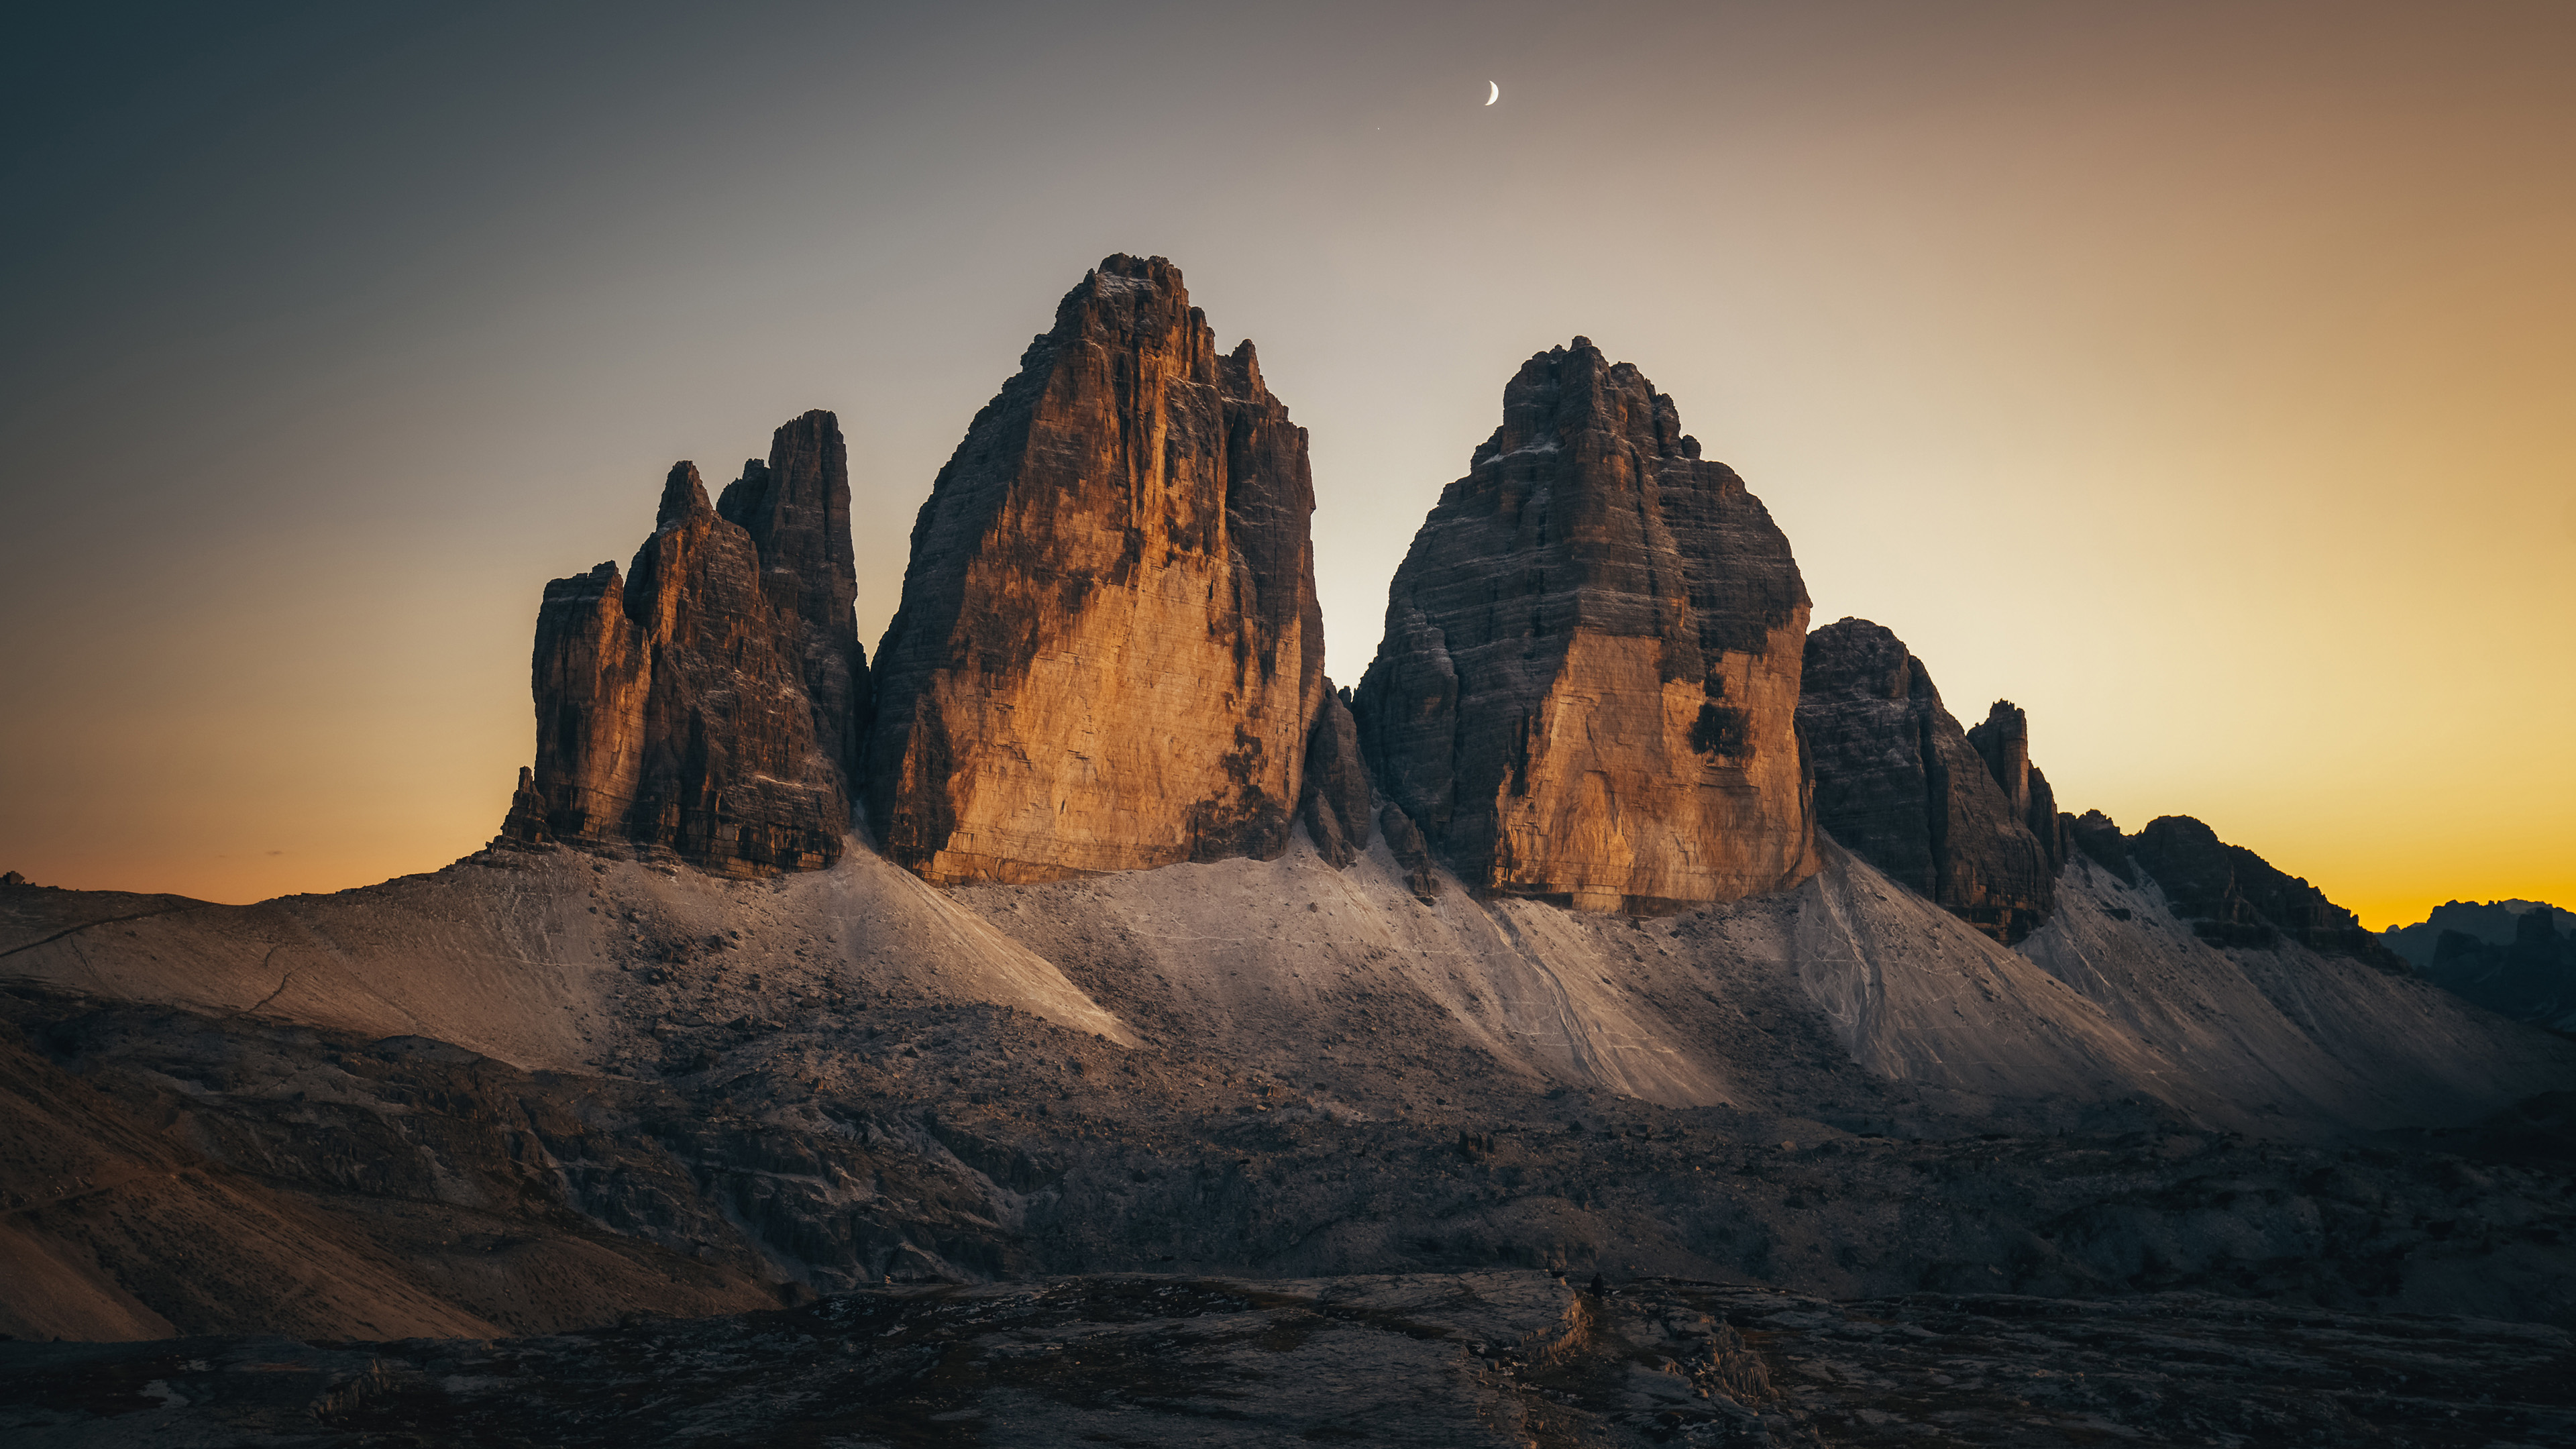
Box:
[4,1,2569,928]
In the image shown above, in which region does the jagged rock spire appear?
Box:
[863,255,1328,884]
[504,416,868,876]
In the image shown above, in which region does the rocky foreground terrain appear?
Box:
[7,254,2575,1442]
[6,837,2575,1444]
[9,1271,2573,1446]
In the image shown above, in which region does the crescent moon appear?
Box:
[1486,80,1499,105]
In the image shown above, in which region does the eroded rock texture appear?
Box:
[863,256,1326,884]
[2129,814,2406,967]
[1796,619,2055,941]
[714,411,867,784]
[506,413,869,875]
[1352,340,1815,913]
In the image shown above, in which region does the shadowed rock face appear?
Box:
[2066,808,2134,883]
[2129,814,2405,967]
[1796,619,2055,941]
[2386,899,2576,970]
[1967,700,2066,873]
[863,255,1326,884]
[716,411,867,784]
[1353,340,1815,912]
[2426,911,2576,1028]
[506,413,868,875]
[1299,682,1373,869]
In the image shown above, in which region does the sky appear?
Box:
[3,0,2569,928]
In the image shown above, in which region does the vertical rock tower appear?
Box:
[1966,700,2068,875]
[1353,340,1816,912]
[503,411,867,875]
[863,256,1327,884]
[714,412,868,788]
[1796,618,2055,941]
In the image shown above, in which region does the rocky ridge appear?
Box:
[2420,908,2576,1030]
[1354,339,1815,913]
[861,255,1327,885]
[2125,814,2406,966]
[2385,898,2576,969]
[1964,699,2066,875]
[1795,619,2057,942]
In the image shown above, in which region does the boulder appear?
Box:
[1352,339,1815,912]
[863,256,1326,884]
[1796,619,2055,941]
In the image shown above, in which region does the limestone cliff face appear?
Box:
[1796,619,2055,941]
[1352,339,1815,912]
[715,411,867,784]
[863,256,1326,885]
[506,413,869,875]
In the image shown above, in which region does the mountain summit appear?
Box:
[1354,339,1816,912]
[501,412,866,875]
[861,256,1328,883]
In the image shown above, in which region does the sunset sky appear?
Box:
[3,1,2569,928]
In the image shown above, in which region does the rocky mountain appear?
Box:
[501,412,867,876]
[1796,618,2057,942]
[2403,904,2576,1031]
[1352,340,1815,914]
[2385,898,2576,968]
[716,411,870,784]
[862,256,1326,885]
[1966,698,2068,872]
[6,262,2573,1445]
[2124,814,2404,966]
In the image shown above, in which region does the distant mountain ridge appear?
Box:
[2385,899,2576,966]
[2383,899,2576,1031]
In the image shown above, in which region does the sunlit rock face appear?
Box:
[863,255,1326,885]
[506,412,867,875]
[1352,339,1817,913]
[1796,618,2054,941]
